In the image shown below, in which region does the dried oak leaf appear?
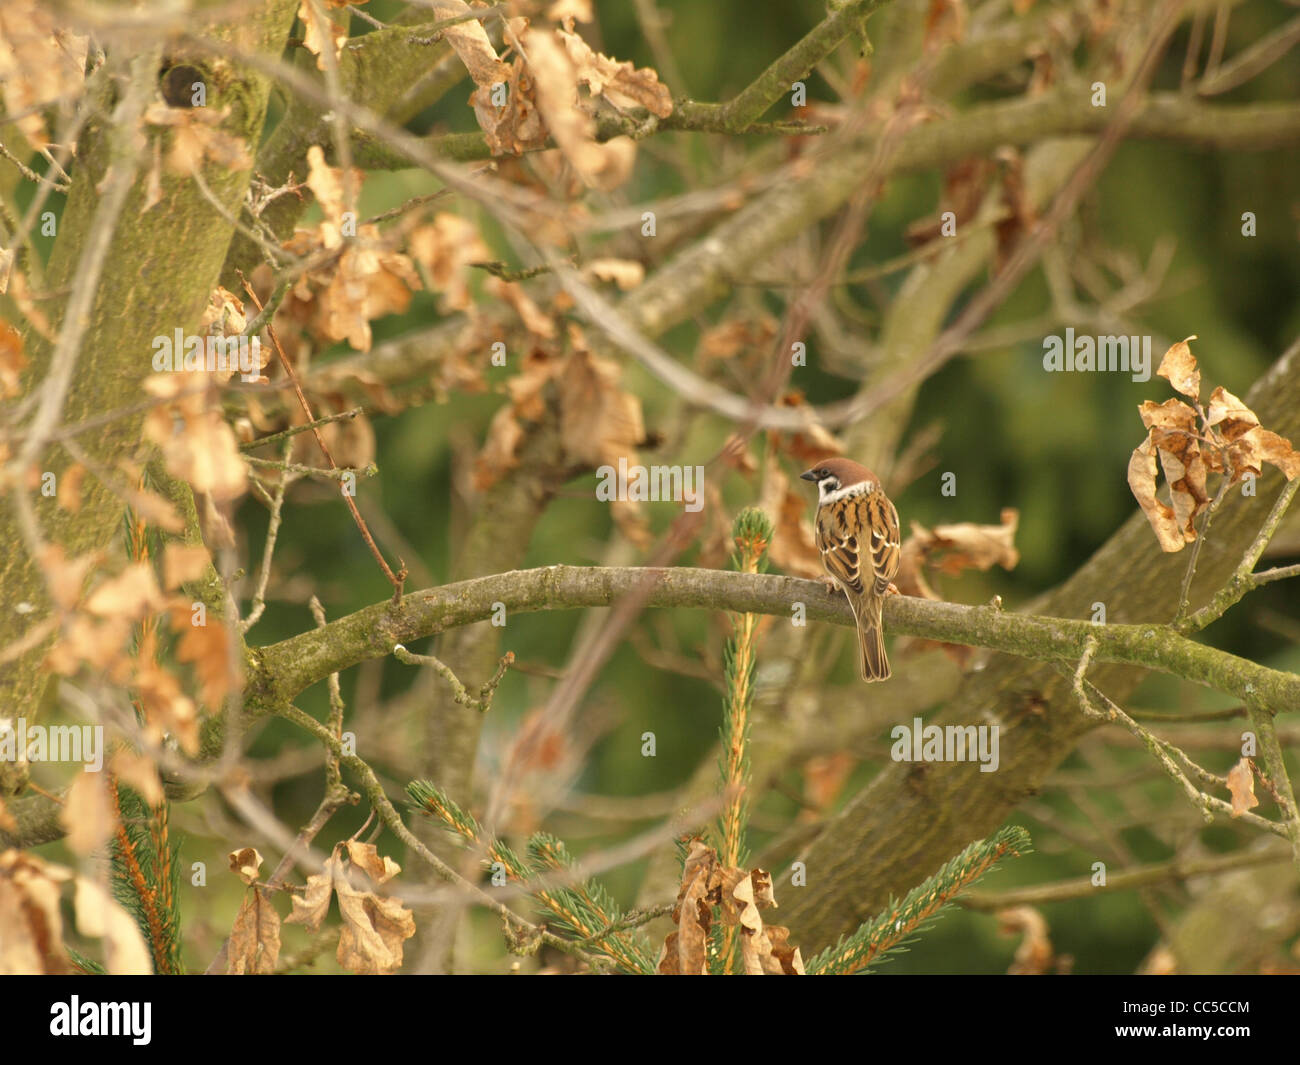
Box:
[171,603,240,710]
[228,847,264,886]
[286,866,334,933]
[733,870,804,976]
[132,632,201,754]
[143,372,248,503]
[1226,758,1258,817]
[0,4,88,147]
[162,543,212,590]
[523,27,639,189]
[1127,436,1188,553]
[471,55,549,157]
[584,258,644,290]
[408,212,490,312]
[143,102,253,174]
[902,508,1021,584]
[61,771,115,856]
[226,887,281,974]
[559,334,650,545]
[0,318,27,398]
[298,0,347,70]
[1156,336,1200,400]
[558,28,673,117]
[73,873,153,974]
[109,748,163,807]
[657,839,721,975]
[0,849,72,974]
[285,843,414,974]
[1206,386,1300,480]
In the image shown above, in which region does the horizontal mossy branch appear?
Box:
[250,565,1300,713]
[352,92,1300,168]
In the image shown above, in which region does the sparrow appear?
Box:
[801,458,901,682]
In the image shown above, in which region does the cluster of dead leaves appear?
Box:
[225,841,415,975]
[895,507,1021,601]
[1128,337,1300,553]
[39,537,231,770]
[276,148,495,354]
[461,9,672,191]
[657,839,804,975]
[0,3,87,148]
[0,849,152,974]
[476,322,651,544]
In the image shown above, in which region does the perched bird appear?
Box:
[800,458,901,682]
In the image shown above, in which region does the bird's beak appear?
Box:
[799,470,819,482]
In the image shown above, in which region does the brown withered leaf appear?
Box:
[547,0,592,21]
[584,258,644,290]
[285,842,414,974]
[998,906,1057,975]
[905,157,993,246]
[297,0,347,70]
[0,319,26,398]
[471,55,549,157]
[72,874,153,974]
[1204,385,1258,442]
[1127,437,1187,553]
[0,4,88,147]
[559,333,649,545]
[62,771,115,856]
[344,840,400,886]
[84,563,166,621]
[123,483,184,533]
[228,847,264,886]
[558,28,673,117]
[56,463,85,512]
[802,752,856,817]
[143,372,248,503]
[143,102,253,174]
[38,545,97,611]
[227,886,281,974]
[162,543,212,590]
[171,605,240,710]
[699,314,778,361]
[1156,336,1200,400]
[910,508,1021,578]
[109,749,163,807]
[489,276,557,338]
[1226,758,1258,817]
[0,850,72,974]
[1232,428,1300,481]
[439,0,510,89]
[771,396,845,467]
[657,839,720,975]
[335,883,416,974]
[732,868,804,975]
[993,147,1034,272]
[408,213,490,312]
[657,841,804,975]
[286,867,334,933]
[132,633,201,754]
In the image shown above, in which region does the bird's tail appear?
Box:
[851,596,890,682]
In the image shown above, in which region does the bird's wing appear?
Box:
[866,491,901,595]
[816,500,866,596]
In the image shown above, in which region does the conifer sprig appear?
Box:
[807,825,1033,975]
[407,781,655,973]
